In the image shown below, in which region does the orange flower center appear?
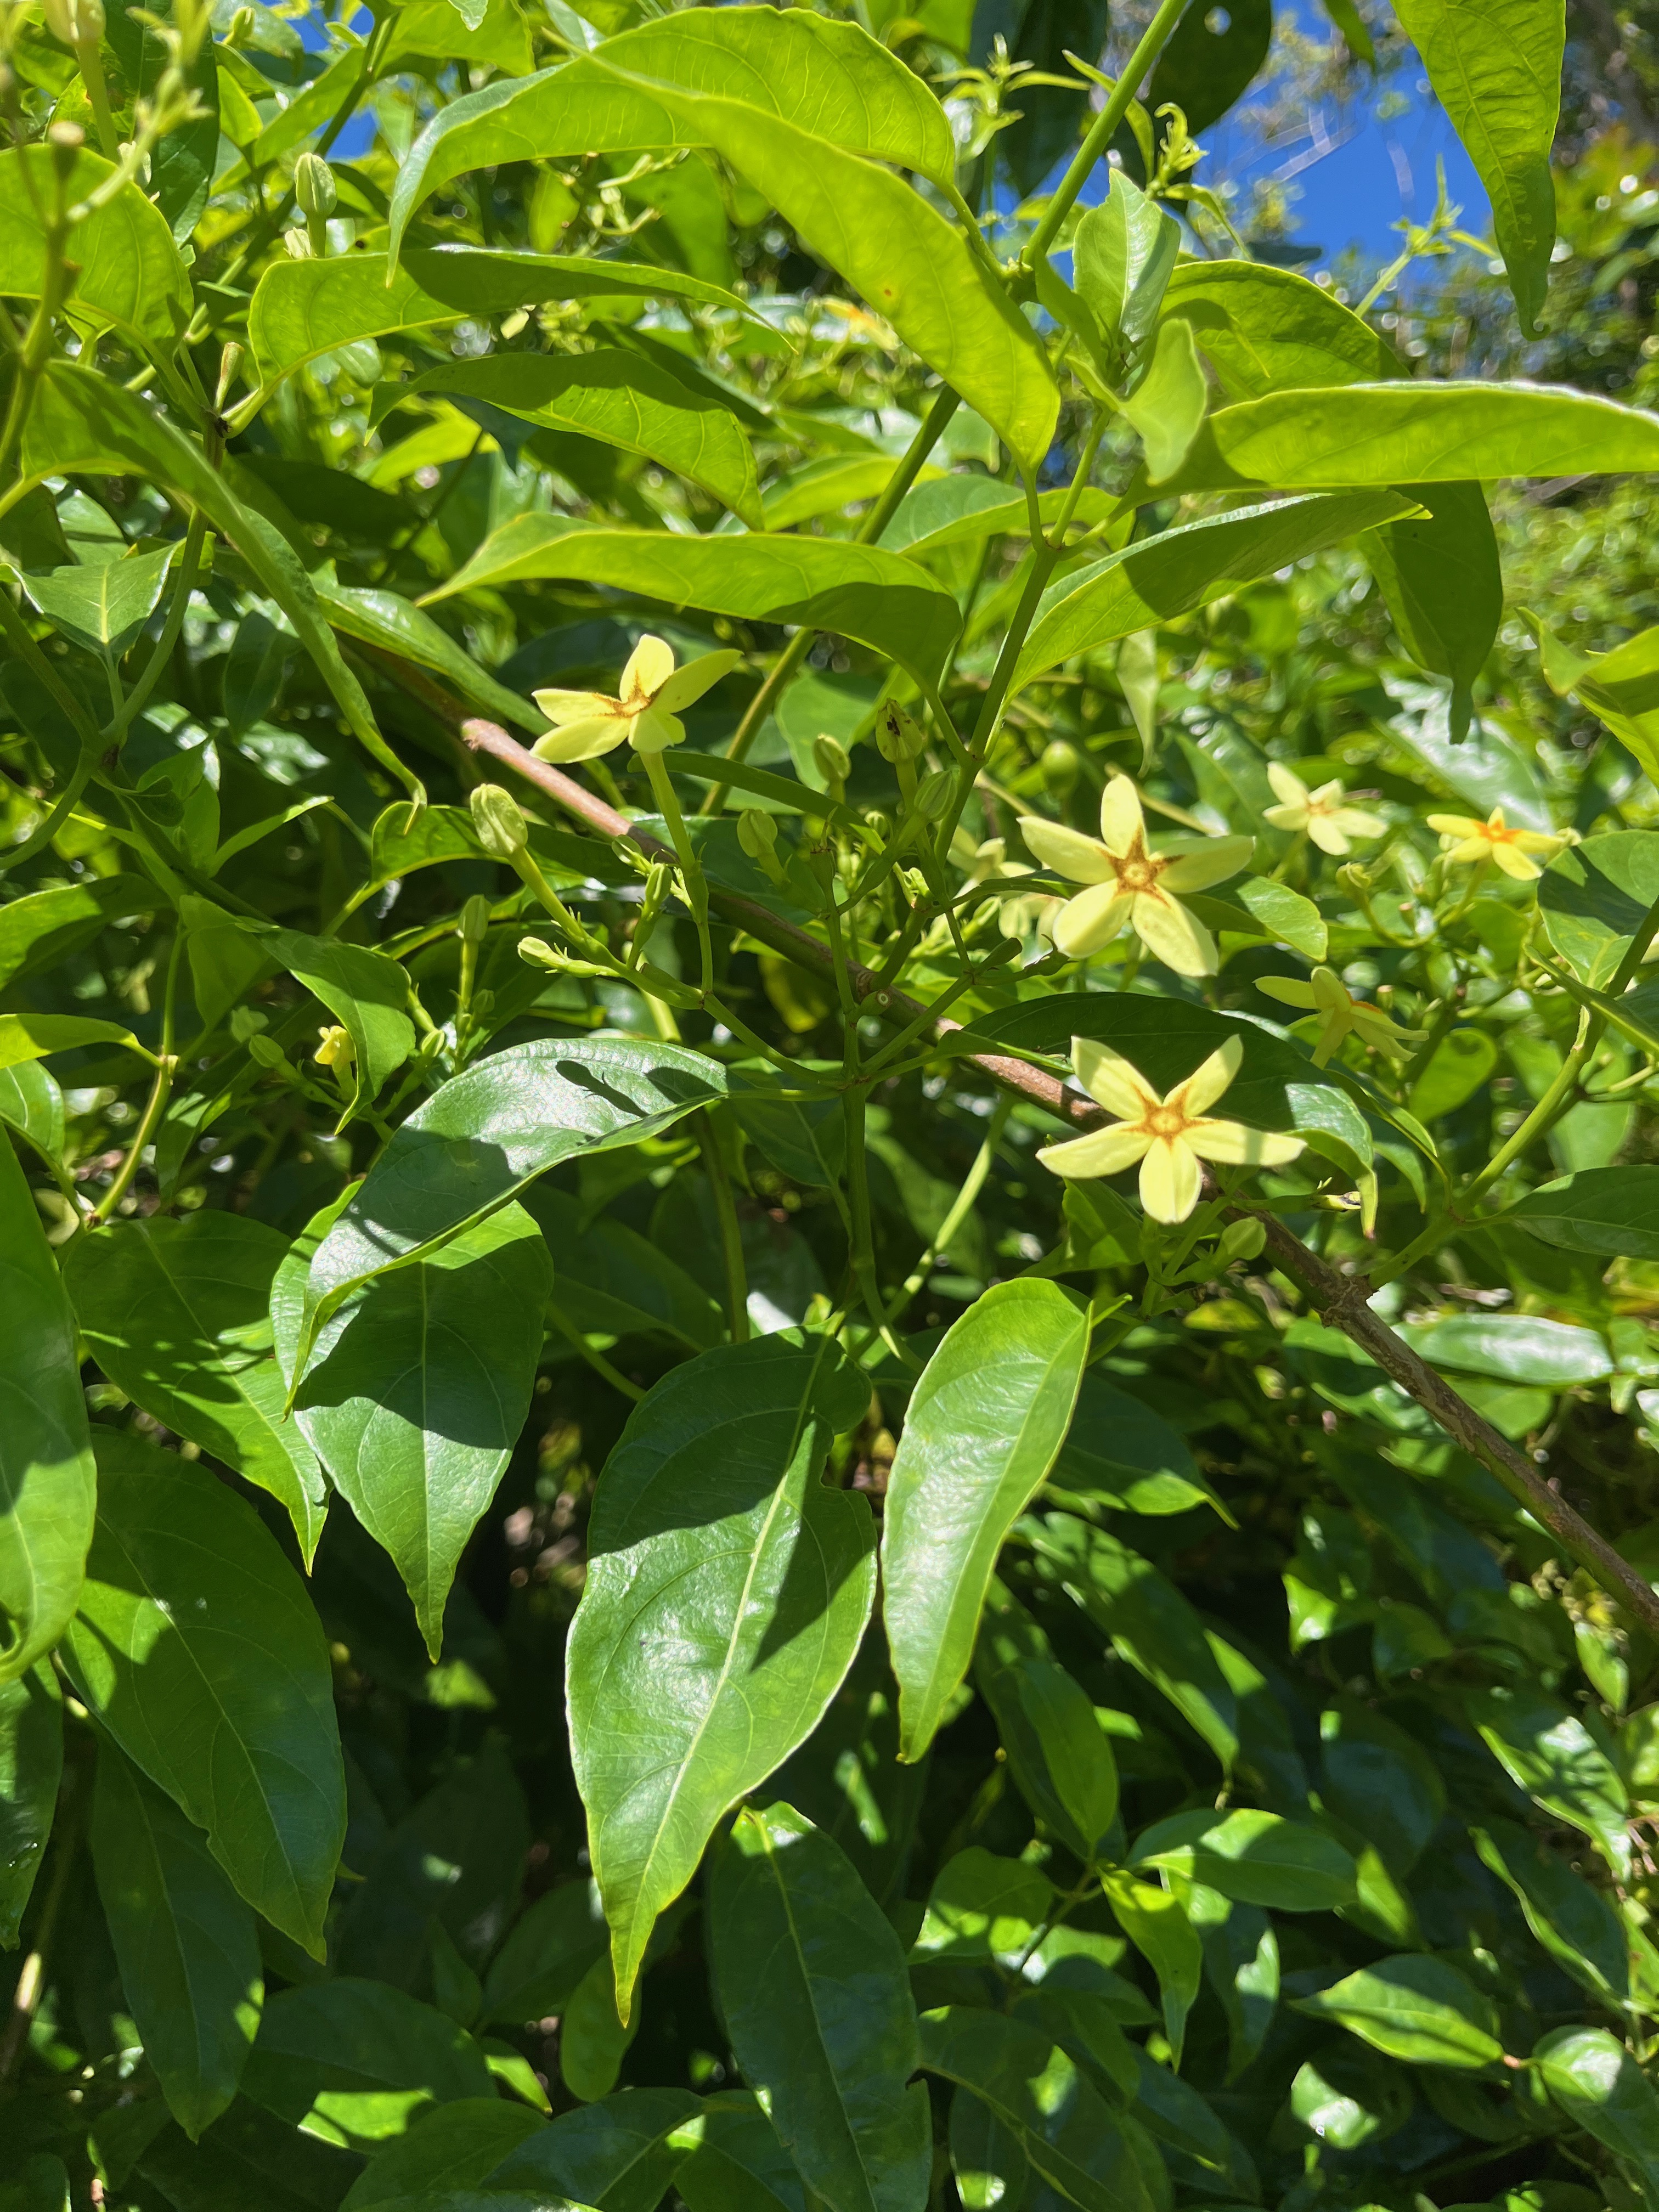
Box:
[1114,848,1162,894]
[1146,1104,1188,1139]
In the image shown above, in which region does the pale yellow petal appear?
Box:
[1351,1007,1421,1054]
[1267,762,1310,808]
[1330,805,1385,840]
[1072,1039,1157,1119]
[621,633,676,706]
[1263,802,1307,832]
[1018,816,1118,886]
[1171,1035,1243,1118]
[1490,840,1542,881]
[1037,1124,1153,1180]
[1256,975,1316,1009]
[532,688,624,726]
[1426,813,1482,838]
[1159,834,1253,893]
[1130,889,1216,977]
[1053,884,1135,957]
[531,717,629,762]
[1306,816,1352,856]
[1186,1119,1306,1167]
[629,706,686,756]
[1310,967,1350,1012]
[1099,775,1146,857]
[1510,830,1565,856]
[653,647,743,713]
[1446,836,1492,866]
[1140,1136,1201,1222]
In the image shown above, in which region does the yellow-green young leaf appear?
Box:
[59,1434,345,1958]
[0,1136,95,1687]
[428,519,960,690]
[882,1280,1088,1760]
[64,1214,328,1568]
[1527,614,1659,779]
[1534,2025,1659,2170]
[271,1201,549,1660]
[1148,381,1659,498]
[1098,1872,1203,2068]
[314,579,547,738]
[1119,318,1208,487]
[295,1037,727,1376]
[0,145,190,351]
[247,247,755,391]
[0,1662,60,1945]
[1074,174,1181,372]
[879,479,1121,560]
[1290,1954,1505,2068]
[0,874,170,995]
[764,453,945,533]
[336,2100,546,2209]
[1012,492,1413,690]
[916,2008,1163,2212]
[567,1334,876,2019]
[242,1980,494,2153]
[22,541,178,657]
[89,1739,263,2141]
[1131,1808,1357,1911]
[709,1803,931,2212]
[390,354,761,526]
[245,923,414,1132]
[1393,0,1562,336]
[21,364,422,802]
[0,1012,149,1069]
[1541,830,1659,984]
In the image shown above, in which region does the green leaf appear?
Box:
[0,872,168,994]
[1528,614,1659,778]
[1049,1372,1223,1519]
[1466,1681,1631,1878]
[1026,1516,1239,1769]
[428,519,960,691]
[0,144,190,352]
[878,477,1118,560]
[251,924,415,1131]
[1471,1818,1629,2007]
[1231,874,1329,962]
[567,1333,876,2017]
[1291,1954,1505,2068]
[243,1980,494,2153]
[90,1737,263,2140]
[950,2090,1027,2212]
[0,1661,59,1946]
[1318,1699,1446,1878]
[0,1012,150,1071]
[1541,829,1659,985]
[709,1801,930,2212]
[1510,1165,1659,1259]
[316,580,546,739]
[980,1654,1120,1863]
[1534,2025,1659,2176]
[65,1214,328,1567]
[1131,1807,1357,1910]
[295,1038,726,1373]
[916,2008,1162,2212]
[247,247,757,390]
[1162,259,1398,400]
[22,363,422,802]
[481,1878,608,2029]
[558,1951,639,2106]
[0,1062,65,1166]
[1393,0,1562,335]
[1408,1028,1499,1122]
[882,1280,1088,1759]
[60,1434,345,1957]
[483,2086,701,2210]
[388,354,760,526]
[339,2100,548,2208]
[22,542,178,658]
[104,0,218,241]
[0,1134,95,1687]
[527,1188,724,1352]
[1149,0,1272,131]
[273,1202,549,1658]
[1400,1313,1612,1385]
[1150,381,1659,500]
[1098,1870,1203,2066]
[1074,174,1180,372]
[1361,482,1503,718]
[910,1846,1056,1968]
[1011,492,1414,689]
[673,2094,805,2212]
[1119,319,1209,488]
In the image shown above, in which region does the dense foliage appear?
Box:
[8,3,1659,2210]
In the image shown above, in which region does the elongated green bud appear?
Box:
[915,768,953,821]
[736,808,777,860]
[471,782,527,859]
[876,701,928,763]
[295,151,337,222]
[813,734,851,790]
[459,894,492,944]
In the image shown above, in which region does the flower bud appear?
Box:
[1217,1216,1266,1266]
[459,894,492,945]
[812,733,850,789]
[736,808,777,860]
[915,767,953,821]
[471,781,527,859]
[313,1023,354,1068]
[516,936,567,969]
[46,120,84,179]
[899,867,929,902]
[226,4,253,40]
[295,151,337,222]
[875,701,929,763]
[1041,739,1080,802]
[44,0,103,46]
[247,1034,287,1070]
[283,227,315,260]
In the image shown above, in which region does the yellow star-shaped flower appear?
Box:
[531,634,741,763]
[1263,763,1385,855]
[313,1024,353,1068]
[1256,966,1425,1068]
[1018,777,1252,977]
[1426,806,1564,881]
[1037,1035,1305,1223]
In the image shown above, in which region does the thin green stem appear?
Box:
[698,1108,750,1345]
[0,744,97,877]
[546,1307,646,1401]
[104,510,208,743]
[642,749,714,993]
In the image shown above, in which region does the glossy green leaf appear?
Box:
[1318,1700,1446,1878]
[916,2008,1161,2212]
[1131,1807,1357,1910]
[391,354,759,525]
[1074,174,1180,373]
[882,1280,1088,1759]
[483,2086,701,2210]
[0,873,168,994]
[673,2094,805,2212]
[527,1189,723,1352]
[0,1063,64,1167]
[1098,1870,1203,2066]
[251,924,414,1131]
[1049,1371,1222,1518]
[1289,2041,1410,2151]
[59,1434,345,1957]
[710,1801,930,2212]
[558,1950,639,2106]
[1541,830,1659,985]
[949,2091,1028,2212]
[295,1037,726,1372]
[22,542,177,658]
[1026,1515,1239,1769]
[1119,319,1209,487]
[0,1133,95,1686]
[1012,492,1413,689]
[1466,1681,1631,1878]
[979,1654,1119,1863]
[316,580,546,738]
[339,2100,548,2208]
[273,1201,548,1658]
[247,247,755,390]
[1400,1313,1612,1385]
[243,1980,494,2153]
[0,145,190,351]
[429,518,960,690]
[90,1736,262,2139]
[910,1846,1057,1967]
[0,1012,150,1071]
[1534,2025,1659,2174]
[0,1661,59,1946]
[1510,1165,1659,1259]
[1162,259,1398,398]
[65,1213,327,1567]
[1393,0,1562,335]
[1471,1818,1628,2006]
[878,477,1118,560]
[481,1878,608,2029]
[1361,481,1503,720]
[567,1332,876,2016]
[1291,1954,1505,2067]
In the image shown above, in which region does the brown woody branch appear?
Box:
[438,699,1659,1641]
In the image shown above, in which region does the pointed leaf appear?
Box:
[22,543,178,657]
[338,2100,547,2208]
[1471,1817,1629,2007]
[1098,1871,1203,2067]
[483,2086,701,2210]
[0,144,190,351]
[242,1980,494,2153]
[1290,1954,1505,2068]
[0,1661,60,1945]
[1131,1807,1357,1910]
[1534,2025,1659,2172]
[251,925,415,1131]
[1074,176,1180,369]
